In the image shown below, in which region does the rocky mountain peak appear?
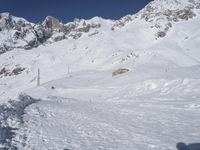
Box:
[42,16,65,32]
[111,0,200,31]
[134,0,200,38]
[0,12,31,30]
[0,13,102,54]
[0,12,14,30]
[1,0,200,54]
[139,0,200,21]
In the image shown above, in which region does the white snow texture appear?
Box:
[0,0,200,149]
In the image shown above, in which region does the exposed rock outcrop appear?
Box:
[42,16,65,32]
[0,13,102,54]
[138,0,200,38]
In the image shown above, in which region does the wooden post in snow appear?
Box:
[37,68,40,87]
[68,66,70,74]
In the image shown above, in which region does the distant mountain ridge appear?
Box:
[0,13,102,54]
[0,0,200,54]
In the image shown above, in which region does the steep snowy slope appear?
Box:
[0,0,200,149]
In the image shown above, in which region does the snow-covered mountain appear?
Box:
[0,0,200,149]
[1,0,200,54]
[0,12,102,54]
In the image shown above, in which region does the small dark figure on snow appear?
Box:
[177,142,200,150]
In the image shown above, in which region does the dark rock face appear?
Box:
[33,24,49,43]
[138,0,200,39]
[77,25,90,32]
[0,66,26,77]
[0,13,14,30]
[112,15,132,30]
[157,31,167,38]
[140,2,197,22]
[0,13,102,54]
[53,33,66,42]
[0,45,10,55]
[42,16,65,32]
[11,67,26,75]
[0,13,40,53]
[64,18,101,39]
[176,9,195,20]
[69,33,82,39]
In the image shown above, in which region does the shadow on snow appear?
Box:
[0,94,40,149]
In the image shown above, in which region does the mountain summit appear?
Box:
[0,0,200,54]
[0,12,101,53]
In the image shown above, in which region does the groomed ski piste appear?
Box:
[0,0,200,149]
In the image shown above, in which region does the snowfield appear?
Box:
[16,72,200,150]
[1,0,200,149]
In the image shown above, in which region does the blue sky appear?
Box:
[0,0,152,23]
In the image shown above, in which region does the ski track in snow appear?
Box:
[18,94,200,150]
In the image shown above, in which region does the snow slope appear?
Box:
[0,0,200,149]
